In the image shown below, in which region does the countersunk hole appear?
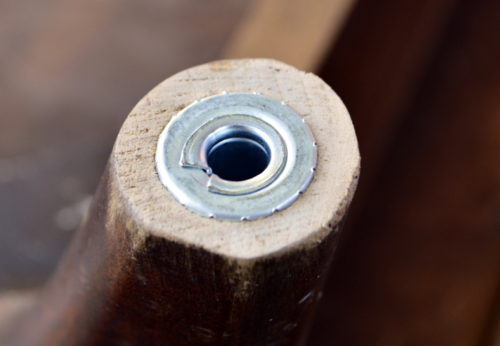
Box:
[207,130,270,181]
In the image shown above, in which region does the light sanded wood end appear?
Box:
[114,58,359,261]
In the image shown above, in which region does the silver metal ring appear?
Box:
[155,93,317,221]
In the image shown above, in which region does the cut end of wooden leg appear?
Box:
[1,59,360,346]
[113,58,359,260]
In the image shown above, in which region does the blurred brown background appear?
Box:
[0,0,499,345]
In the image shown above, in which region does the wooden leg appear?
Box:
[0,59,359,346]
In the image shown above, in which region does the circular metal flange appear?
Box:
[155,92,317,221]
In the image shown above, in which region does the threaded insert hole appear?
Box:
[206,129,270,181]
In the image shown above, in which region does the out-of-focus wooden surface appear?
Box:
[223,0,356,71]
[0,0,250,289]
[310,0,500,345]
[0,0,499,345]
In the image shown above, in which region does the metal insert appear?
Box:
[156,93,317,221]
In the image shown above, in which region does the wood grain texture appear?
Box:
[317,0,458,211]
[0,0,250,291]
[223,0,356,71]
[309,0,500,345]
[0,59,359,345]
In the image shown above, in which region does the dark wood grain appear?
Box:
[310,0,500,345]
[0,164,336,346]
[2,163,324,345]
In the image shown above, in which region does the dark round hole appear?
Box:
[207,137,270,181]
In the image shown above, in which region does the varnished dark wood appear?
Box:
[310,0,500,345]
[0,164,343,346]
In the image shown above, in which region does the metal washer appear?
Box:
[155,92,317,221]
